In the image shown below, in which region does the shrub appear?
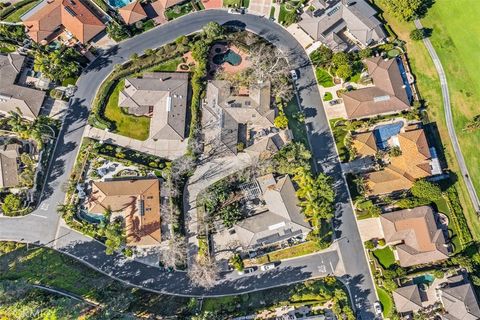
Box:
[274,113,289,129]
[1,194,23,216]
[364,240,376,250]
[411,180,442,200]
[378,239,386,247]
[410,29,425,41]
[229,254,244,271]
[336,64,353,80]
[433,269,444,279]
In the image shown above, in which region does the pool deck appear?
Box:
[208,43,250,78]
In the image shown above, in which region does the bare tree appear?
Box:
[188,259,219,289]
[159,235,187,268]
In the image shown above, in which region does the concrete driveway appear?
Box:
[286,24,313,48]
[357,217,383,242]
[248,0,272,16]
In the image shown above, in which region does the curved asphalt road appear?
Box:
[414,20,480,213]
[0,11,376,318]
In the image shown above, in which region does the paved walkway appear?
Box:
[84,125,187,160]
[415,20,480,213]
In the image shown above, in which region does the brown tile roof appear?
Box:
[380,206,449,267]
[352,131,377,157]
[365,127,432,195]
[343,57,411,119]
[440,274,480,320]
[0,54,46,120]
[150,0,184,20]
[87,178,161,247]
[392,284,423,314]
[22,0,105,44]
[119,1,147,25]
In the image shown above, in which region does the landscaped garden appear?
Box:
[165,2,193,20]
[329,118,350,162]
[372,247,396,269]
[315,67,334,87]
[283,98,309,147]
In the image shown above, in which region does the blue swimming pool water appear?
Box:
[80,211,105,224]
[396,57,413,103]
[108,0,132,8]
[374,121,403,150]
[413,274,435,285]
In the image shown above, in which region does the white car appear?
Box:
[290,69,298,81]
[238,267,255,275]
[260,263,275,271]
[373,301,382,316]
[228,8,242,14]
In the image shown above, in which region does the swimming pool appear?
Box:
[108,0,132,8]
[413,274,435,285]
[212,49,242,66]
[396,57,413,103]
[79,211,105,224]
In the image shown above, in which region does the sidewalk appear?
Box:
[84,125,187,159]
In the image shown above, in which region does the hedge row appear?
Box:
[445,186,473,248]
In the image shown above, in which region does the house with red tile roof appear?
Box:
[22,0,106,44]
[118,1,147,25]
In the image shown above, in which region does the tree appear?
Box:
[383,0,424,21]
[104,219,125,255]
[229,254,244,271]
[336,64,353,80]
[410,28,425,41]
[356,200,381,217]
[310,45,333,67]
[274,113,289,129]
[388,146,402,157]
[33,47,81,82]
[332,52,350,67]
[218,203,242,228]
[159,235,187,268]
[364,240,376,250]
[358,48,373,59]
[1,194,22,216]
[411,180,442,200]
[472,275,480,287]
[188,259,219,288]
[464,115,480,132]
[129,53,139,61]
[106,22,130,42]
[203,22,224,40]
[274,142,312,175]
[433,269,444,279]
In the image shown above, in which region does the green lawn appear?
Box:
[374,0,480,240]
[164,2,193,20]
[278,4,297,26]
[222,0,242,7]
[252,241,322,264]
[283,98,309,147]
[146,57,182,72]
[323,92,333,101]
[372,247,396,269]
[61,77,78,86]
[376,286,393,317]
[4,0,42,22]
[329,118,349,162]
[104,79,150,141]
[269,6,275,19]
[315,67,334,87]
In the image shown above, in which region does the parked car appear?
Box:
[228,8,243,14]
[238,267,256,275]
[373,301,382,316]
[260,263,276,271]
[290,69,298,81]
[329,99,342,106]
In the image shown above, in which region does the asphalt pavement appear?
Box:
[0,10,377,318]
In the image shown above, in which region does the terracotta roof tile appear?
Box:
[119,1,147,25]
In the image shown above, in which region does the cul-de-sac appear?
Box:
[1,0,480,319]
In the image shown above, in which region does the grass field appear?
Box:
[284,98,309,147]
[372,247,396,269]
[376,286,393,317]
[373,0,480,240]
[315,67,334,87]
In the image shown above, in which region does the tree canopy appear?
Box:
[411,179,442,200]
[34,47,81,82]
[383,0,425,21]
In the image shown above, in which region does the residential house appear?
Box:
[342,57,412,119]
[439,273,480,320]
[118,72,190,141]
[118,1,147,25]
[203,80,288,158]
[22,0,106,45]
[352,122,437,195]
[87,178,161,247]
[380,206,449,267]
[0,144,21,189]
[234,174,312,249]
[299,0,386,51]
[0,54,46,120]
[392,284,424,316]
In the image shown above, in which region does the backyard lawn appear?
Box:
[376,286,393,317]
[104,79,150,141]
[372,247,396,269]
[315,67,334,87]
[374,0,480,240]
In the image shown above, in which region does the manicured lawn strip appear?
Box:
[104,79,150,141]
[222,0,242,7]
[146,57,183,72]
[376,286,393,317]
[253,241,321,264]
[315,67,334,87]
[283,98,309,147]
[329,118,348,162]
[3,0,42,22]
[323,92,333,101]
[61,77,78,86]
[372,247,396,269]
[374,0,480,240]
[278,4,297,26]
[269,6,275,19]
